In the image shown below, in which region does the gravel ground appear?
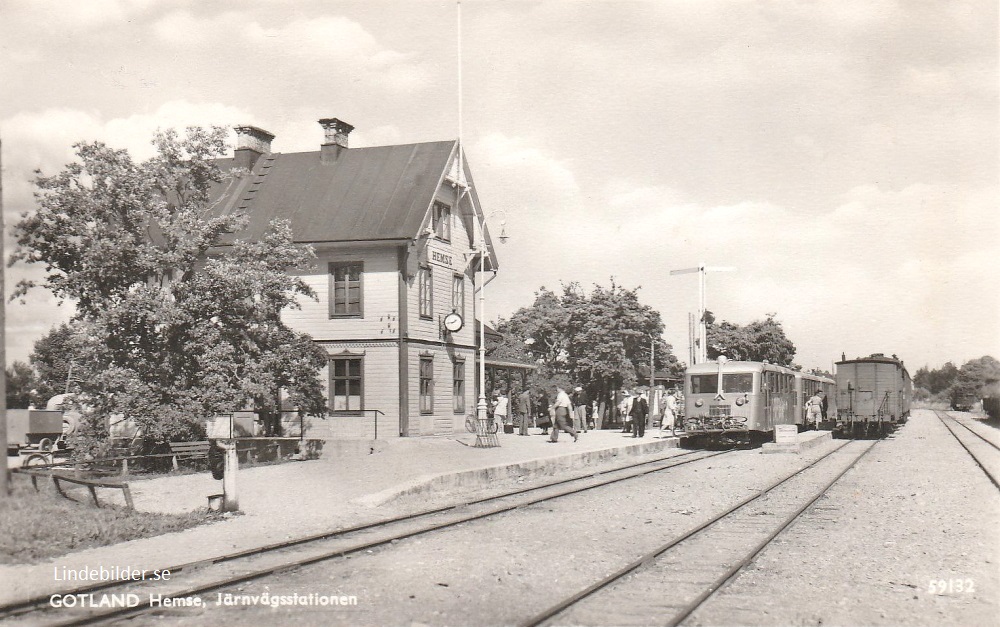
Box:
[0,431,676,606]
[135,439,847,626]
[14,411,995,627]
[129,410,998,627]
[689,409,999,626]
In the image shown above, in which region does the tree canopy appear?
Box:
[10,127,328,450]
[949,356,1000,407]
[706,313,796,366]
[492,280,682,400]
[5,361,35,409]
[913,362,959,396]
[912,357,999,406]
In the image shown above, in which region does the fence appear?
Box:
[313,409,386,440]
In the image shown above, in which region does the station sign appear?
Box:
[774,424,798,444]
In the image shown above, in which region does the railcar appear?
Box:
[984,396,1000,420]
[683,358,835,445]
[835,353,911,437]
[949,390,977,412]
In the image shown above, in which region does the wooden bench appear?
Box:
[20,469,134,510]
[168,440,210,470]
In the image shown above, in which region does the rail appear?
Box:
[0,449,735,623]
[934,410,1000,490]
[521,440,875,627]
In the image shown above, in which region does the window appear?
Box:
[420,357,434,414]
[330,357,363,412]
[453,360,465,414]
[452,274,464,314]
[725,373,754,393]
[689,373,753,394]
[329,262,363,317]
[433,202,451,241]
[690,374,715,395]
[419,266,433,319]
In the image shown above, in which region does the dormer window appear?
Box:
[432,202,451,241]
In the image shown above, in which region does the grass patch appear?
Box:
[1,473,226,565]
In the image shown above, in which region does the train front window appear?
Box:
[689,373,754,394]
[690,375,716,394]
[724,373,754,393]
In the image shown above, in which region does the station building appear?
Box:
[212,119,502,439]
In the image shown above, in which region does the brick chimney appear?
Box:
[319,118,354,163]
[234,125,274,171]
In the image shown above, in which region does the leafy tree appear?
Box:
[495,280,681,408]
[5,361,35,409]
[706,314,796,365]
[564,280,680,394]
[948,356,1000,408]
[9,127,328,452]
[496,287,571,373]
[913,362,959,396]
[29,323,78,404]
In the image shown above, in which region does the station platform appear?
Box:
[0,427,682,606]
[111,427,682,515]
[760,429,833,454]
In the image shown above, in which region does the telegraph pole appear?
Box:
[670,263,735,364]
[1,136,9,498]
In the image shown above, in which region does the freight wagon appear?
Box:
[835,353,911,437]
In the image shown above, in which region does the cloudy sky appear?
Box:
[1,0,996,373]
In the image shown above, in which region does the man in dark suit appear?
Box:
[572,386,589,433]
[517,388,533,436]
[630,391,649,438]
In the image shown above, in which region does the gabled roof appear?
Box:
[212,140,455,243]
[209,139,499,269]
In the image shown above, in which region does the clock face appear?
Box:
[443,312,464,332]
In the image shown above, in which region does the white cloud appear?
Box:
[475,133,579,196]
[6,0,161,31]
[1,101,254,208]
[484,169,999,371]
[152,11,427,91]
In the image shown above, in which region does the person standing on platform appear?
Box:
[549,385,578,443]
[818,389,829,422]
[806,391,822,430]
[659,389,678,438]
[517,388,533,436]
[494,392,509,432]
[620,392,634,433]
[630,390,649,438]
[572,386,589,433]
[536,391,551,435]
[592,400,602,430]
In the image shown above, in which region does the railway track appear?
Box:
[1,447,735,626]
[520,439,877,627]
[934,410,1000,490]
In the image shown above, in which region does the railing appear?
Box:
[325,409,386,440]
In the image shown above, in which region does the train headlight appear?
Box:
[695,399,704,407]
[735,397,745,406]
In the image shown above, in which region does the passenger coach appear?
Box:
[684,358,835,445]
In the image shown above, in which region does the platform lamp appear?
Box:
[476,211,509,424]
